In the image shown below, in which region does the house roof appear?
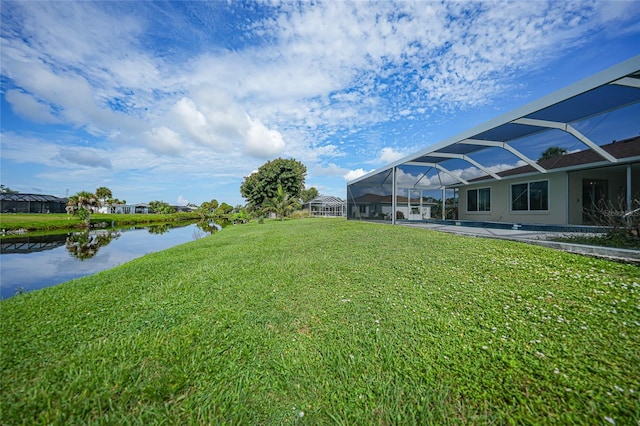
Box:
[306,195,345,206]
[0,193,68,203]
[348,55,640,189]
[351,194,431,204]
[470,135,640,182]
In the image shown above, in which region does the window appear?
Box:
[467,188,490,212]
[529,181,549,211]
[511,184,528,211]
[511,180,548,211]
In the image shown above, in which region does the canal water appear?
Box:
[0,222,218,299]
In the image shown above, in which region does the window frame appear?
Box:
[510,180,549,212]
[467,187,491,212]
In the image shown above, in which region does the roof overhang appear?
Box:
[348,55,640,187]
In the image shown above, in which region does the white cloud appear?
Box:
[0,130,249,203]
[171,97,214,147]
[2,46,145,136]
[344,168,372,182]
[177,195,189,206]
[378,147,407,164]
[169,94,288,158]
[145,127,185,156]
[310,163,349,178]
[245,116,285,158]
[5,1,634,147]
[594,0,640,24]
[107,54,162,90]
[5,90,60,123]
[0,132,65,166]
[57,147,112,169]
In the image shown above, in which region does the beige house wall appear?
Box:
[459,162,638,225]
[459,173,568,225]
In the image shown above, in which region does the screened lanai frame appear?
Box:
[347,55,640,224]
[304,195,346,217]
[0,193,69,214]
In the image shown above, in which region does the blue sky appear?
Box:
[1,1,639,206]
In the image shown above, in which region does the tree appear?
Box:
[148,200,175,214]
[66,191,99,225]
[197,199,219,219]
[216,202,233,216]
[301,187,319,203]
[240,158,307,209]
[95,187,124,213]
[229,207,251,224]
[538,146,567,161]
[262,184,298,221]
[200,199,219,212]
[0,184,18,194]
[95,187,113,207]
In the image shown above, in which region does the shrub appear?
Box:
[585,197,640,248]
[291,209,310,219]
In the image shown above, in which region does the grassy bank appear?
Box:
[1,219,639,424]
[0,212,201,233]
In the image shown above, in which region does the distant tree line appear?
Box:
[61,157,319,224]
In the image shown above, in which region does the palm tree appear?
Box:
[538,146,567,161]
[95,187,112,205]
[95,186,114,212]
[66,191,99,225]
[262,184,297,221]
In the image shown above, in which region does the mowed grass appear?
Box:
[0,212,200,232]
[1,219,639,424]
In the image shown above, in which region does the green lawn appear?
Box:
[1,218,638,424]
[0,212,201,232]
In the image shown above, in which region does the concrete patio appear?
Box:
[401,221,640,264]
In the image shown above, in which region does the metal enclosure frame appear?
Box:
[347,56,640,226]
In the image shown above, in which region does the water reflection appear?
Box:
[147,224,170,234]
[65,229,121,260]
[197,220,223,234]
[0,222,218,299]
[1,234,67,254]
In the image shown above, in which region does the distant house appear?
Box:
[172,205,197,213]
[302,195,346,217]
[99,203,150,214]
[99,203,195,214]
[134,204,150,214]
[0,193,68,214]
